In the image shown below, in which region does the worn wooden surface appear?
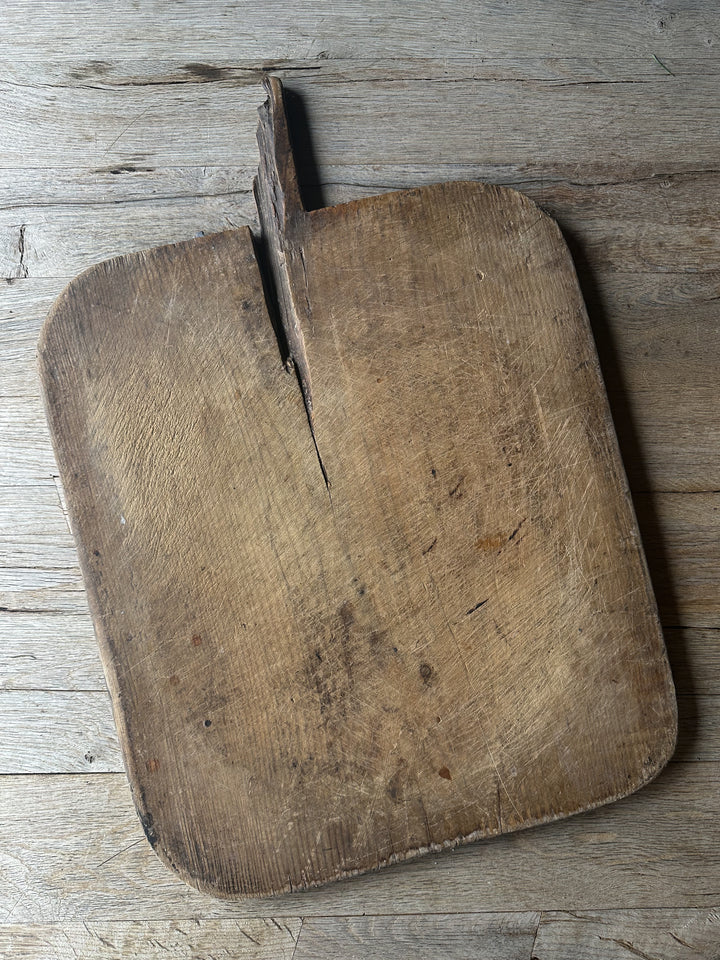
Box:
[1,0,719,954]
[36,74,676,897]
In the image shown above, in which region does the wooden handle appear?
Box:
[255,75,305,230]
[254,76,318,444]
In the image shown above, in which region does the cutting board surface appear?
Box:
[38,80,676,898]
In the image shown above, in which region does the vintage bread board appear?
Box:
[38,78,677,898]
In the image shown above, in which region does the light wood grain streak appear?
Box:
[0,565,88,615]
[0,73,718,168]
[293,912,540,959]
[0,400,58,485]
[0,611,105,692]
[4,57,720,90]
[294,910,720,960]
[0,764,716,920]
[0,918,302,958]
[0,691,119,773]
[0,195,257,281]
[0,3,715,59]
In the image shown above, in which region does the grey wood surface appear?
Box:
[1,0,718,956]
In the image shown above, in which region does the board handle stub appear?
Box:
[253,76,312,406]
[255,75,306,230]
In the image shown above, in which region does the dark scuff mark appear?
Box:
[419,662,433,683]
[107,164,154,175]
[422,537,437,555]
[449,476,465,498]
[239,929,261,947]
[508,518,526,541]
[17,224,29,279]
[137,806,158,847]
[465,598,488,616]
[69,60,112,80]
[387,762,408,804]
[182,62,237,83]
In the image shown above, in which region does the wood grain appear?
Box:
[534,909,720,959]
[635,493,720,628]
[0,690,120,773]
[0,919,302,959]
[7,164,720,279]
[3,911,718,960]
[3,911,719,960]
[295,910,720,960]
[0,764,716,920]
[0,3,716,60]
[293,912,540,959]
[1,0,719,951]
[1,73,719,171]
[5,492,717,626]
[4,160,719,493]
[0,611,105,691]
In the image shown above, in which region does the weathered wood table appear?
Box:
[1,2,718,956]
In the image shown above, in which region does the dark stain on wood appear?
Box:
[422,537,437,555]
[181,62,239,83]
[465,599,489,616]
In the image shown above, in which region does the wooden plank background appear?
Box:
[0,0,718,956]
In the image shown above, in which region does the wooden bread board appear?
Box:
[38,78,676,898]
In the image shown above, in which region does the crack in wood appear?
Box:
[598,936,663,960]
